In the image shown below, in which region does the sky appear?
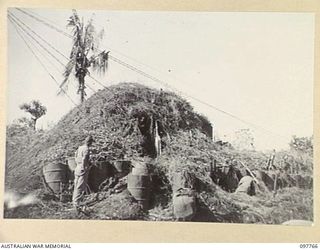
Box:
[7,8,314,151]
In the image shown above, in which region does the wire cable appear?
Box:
[9,11,98,94]
[9,13,66,67]
[16,7,73,39]
[13,8,290,140]
[9,11,68,60]
[8,16,78,106]
[9,14,114,128]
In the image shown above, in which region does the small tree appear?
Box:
[19,100,47,130]
[288,135,313,174]
[289,135,313,156]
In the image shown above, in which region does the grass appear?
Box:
[5,82,313,224]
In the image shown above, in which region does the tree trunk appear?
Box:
[80,86,85,103]
[32,118,37,131]
[78,75,85,103]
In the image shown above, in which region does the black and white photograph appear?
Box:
[4,8,314,225]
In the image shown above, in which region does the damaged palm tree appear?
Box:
[60,10,109,103]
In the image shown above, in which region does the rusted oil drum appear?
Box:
[173,192,196,221]
[67,157,77,171]
[132,167,149,175]
[88,161,114,192]
[43,163,69,194]
[127,174,150,209]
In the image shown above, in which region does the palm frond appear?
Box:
[67,10,84,49]
[69,44,79,60]
[91,28,104,54]
[97,28,104,40]
[83,17,96,54]
[90,51,109,75]
[58,59,76,95]
[67,9,80,28]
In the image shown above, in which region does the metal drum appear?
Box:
[131,162,149,176]
[127,174,150,209]
[43,163,69,194]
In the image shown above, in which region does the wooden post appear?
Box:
[267,150,276,170]
[239,161,259,185]
[273,173,278,197]
[154,121,161,157]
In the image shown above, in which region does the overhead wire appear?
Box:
[109,55,289,140]
[9,15,111,128]
[16,7,73,39]
[13,7,290,141]
[12,11,99,94]
[8,12,70,81]
[27,8,68,31]
[8,11,98,95]
[8,15,78,106]
[14,8,113,91]
[8,12,77,92]
[9,12,66,68]
[10,11,68,60]
[14,8,169,91]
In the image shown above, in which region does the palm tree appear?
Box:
[59,10,109,103]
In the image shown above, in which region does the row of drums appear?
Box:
[42,158,151,208]
[43,160,197,218]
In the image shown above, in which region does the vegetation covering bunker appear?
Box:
[5,82,313,224]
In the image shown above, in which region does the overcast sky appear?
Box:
[7,9,314,150]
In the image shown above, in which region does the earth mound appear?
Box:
[5,82,313,223]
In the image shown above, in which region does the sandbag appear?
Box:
[254,170,274,191]
[236,168,247,180]
[235,176,255,196]
[294,174,304,188]
[281,173,295,187]
[210,166,229,184]
[172,171,195,193]
[225,168,239,193]
[173,191,196,221]
[305,175,313,189]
